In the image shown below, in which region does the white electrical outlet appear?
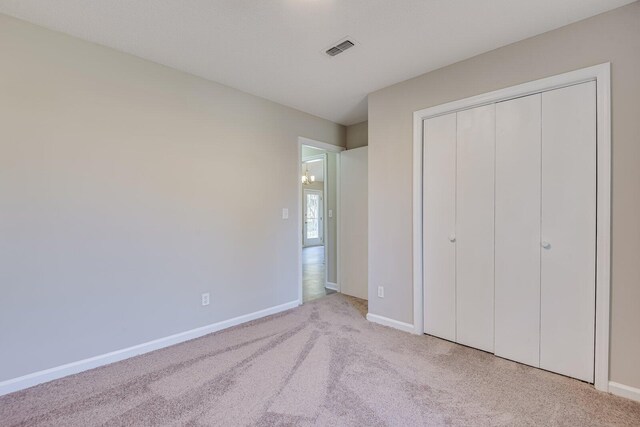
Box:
[282,208,289,219]
[201,293,210,306]
[377,286,384,298]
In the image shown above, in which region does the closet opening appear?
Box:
[411,63,611,391]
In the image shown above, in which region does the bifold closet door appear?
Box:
[456,104,495,353]
[494,93,541,367]
[540,82,596,383]
[423,112,457,341]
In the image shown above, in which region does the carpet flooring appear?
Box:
[1,294,639,426]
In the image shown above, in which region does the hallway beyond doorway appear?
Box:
[302,246,335,302]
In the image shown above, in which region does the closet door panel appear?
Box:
[540,82,596,382]
[494,94,542,367]
[423,113,457,341]
[456,104,495,353]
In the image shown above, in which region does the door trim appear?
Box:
[412,63,611,391]
[297,137,345,305]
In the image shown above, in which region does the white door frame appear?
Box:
[297,137,345,305]
[412,63,611,391]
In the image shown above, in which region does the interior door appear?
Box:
[494,93,542,367]
[540,81,596,382]
[456,104,495,353]
[303,189,323,247]
[423,112,457,341]
[339,147,368,300]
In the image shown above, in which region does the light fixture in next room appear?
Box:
[301,166,315,185]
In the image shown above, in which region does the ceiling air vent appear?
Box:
[326,46,342,56]
[325,40,355,57]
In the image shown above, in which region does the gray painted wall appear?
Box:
[368,2,640,389]
[0,14,345,382]
[346,121,368,149]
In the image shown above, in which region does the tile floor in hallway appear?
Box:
[302,246,336,302]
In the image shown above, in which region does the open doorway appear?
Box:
[298,138,343,303]
[301,154,332,302]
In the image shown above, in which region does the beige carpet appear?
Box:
[1,294,639,426]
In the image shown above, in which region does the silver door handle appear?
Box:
[448,234,456,243]
[541,241,551,249]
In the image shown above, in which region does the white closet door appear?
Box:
[456,104,495,352]
[540,82,596,383]
[423,113,457,341]
[494,94,542,367]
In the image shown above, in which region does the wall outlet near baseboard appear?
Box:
[377,286,384,298]
[201,293,210,306]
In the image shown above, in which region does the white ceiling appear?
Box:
[0,0,632,125]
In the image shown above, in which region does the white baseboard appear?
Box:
[325,282,339,291]
[0,299,299,397]
[366,313,415,334]
[609,381,640,403]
